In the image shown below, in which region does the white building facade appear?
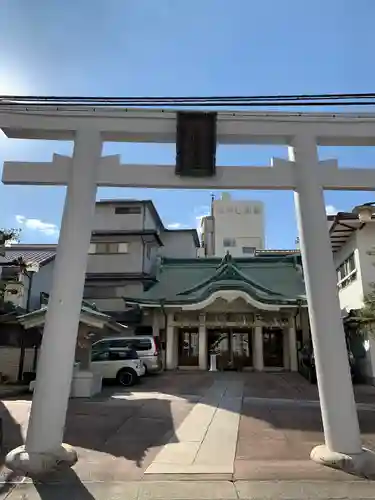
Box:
[329,212,375,384]
[200,193,265,257]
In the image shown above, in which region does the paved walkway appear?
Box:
[1,372,375,494]
[4,479,375,499]
[145,379,243,475]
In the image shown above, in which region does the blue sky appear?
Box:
[1,0,375,248]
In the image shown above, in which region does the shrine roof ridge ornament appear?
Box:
[217,250,236,268]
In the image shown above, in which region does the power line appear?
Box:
[2,101,374,107]
[2,93,375,108]
[2,92,375,101]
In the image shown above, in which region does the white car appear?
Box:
[92,335,163,374]
[91,347,146,387]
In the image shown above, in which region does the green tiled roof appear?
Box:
[17,304,111,323]
[123,253,306,306]
[17,302,129,332]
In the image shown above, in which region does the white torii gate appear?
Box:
[2,106,375,476]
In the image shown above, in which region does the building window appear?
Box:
[145,244,151,259]
[115,206,141,214]
[83,286,118,299]
[253,205,261,214]
[1,267,19,281]
[96,243,119,254]
[337,252,357,289]
[89,242,129,254]
[242,246,255,255]
[118,243,129,253]
[223,237,236,247]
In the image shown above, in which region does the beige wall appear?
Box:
[84,283,143,311]
[159,231,198,259]
[87,247,143,274]
[213,199,265,257]
[93,203,159,232]
[143,205,159,231]
[29,261,54,310]
[356,224,375,296]
[93,203,144,231]
[0,347,35,382]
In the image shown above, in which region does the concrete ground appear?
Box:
[1,372,375,498]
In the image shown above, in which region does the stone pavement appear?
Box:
[1,372,375,498]
[145,378,243,475]
[3,479,375,499]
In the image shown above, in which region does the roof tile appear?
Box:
[0,245,57,266]
[124,254,306,306]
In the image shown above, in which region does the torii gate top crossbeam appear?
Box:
[2,106,375,145]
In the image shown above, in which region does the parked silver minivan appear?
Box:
[92,336,162,374]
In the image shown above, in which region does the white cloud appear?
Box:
[4,238,18,247]
[167,205,212,239]
[193,205,210,215]
[167,222,188,229]
[191,205,211,238]
[325,205,339,215]
[15,215,59,237]
[195,210,211,238]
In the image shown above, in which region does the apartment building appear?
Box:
[84,200,200,318]
[328,211,375,383]
[200,193,265,257]
[328,212,375,311]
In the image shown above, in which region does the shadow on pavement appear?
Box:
[3,372,375,485]
[63,393,178,468]
[32,468,95,499]
[1,380,181,482]
[0,402,24,458]
[0,400,24,496]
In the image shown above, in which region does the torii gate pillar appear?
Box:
[6,129,102,475]
[290,136,375,475]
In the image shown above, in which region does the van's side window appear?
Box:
[110,339,132,348]
[132,339,152,351]
[94,340,111,351]
[108,349,138,360]
[92,351,110,362]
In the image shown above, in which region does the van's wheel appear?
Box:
[116,368,138,387]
